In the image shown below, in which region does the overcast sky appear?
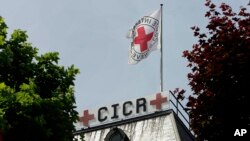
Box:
[0,0,248,113]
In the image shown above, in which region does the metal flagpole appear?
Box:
[160,4,164,92]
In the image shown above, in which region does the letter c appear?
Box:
[98,107,108,122]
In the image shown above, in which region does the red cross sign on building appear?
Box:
[79,110,94,126]
[150,93,167,110]
[78,92,169,128]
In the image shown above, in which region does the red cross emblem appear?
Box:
[79,110,94,126]
[150,93,167,110]
[134,26,154,52]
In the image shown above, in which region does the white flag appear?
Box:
[127,8,161,64]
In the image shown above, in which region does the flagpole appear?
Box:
[160,4,164,92]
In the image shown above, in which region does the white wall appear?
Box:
[75,112,181,141]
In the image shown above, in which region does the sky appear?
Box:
[0,0,249,114]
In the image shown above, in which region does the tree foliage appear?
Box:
[0,16,79,141]
[182,0,250,140]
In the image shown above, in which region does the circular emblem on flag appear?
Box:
[130,16,160,62]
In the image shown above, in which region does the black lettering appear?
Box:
[123,101,133,116]
[111,104,119,119]
[98,107,108,122]
[145,18,151,24]
[136,98,147,113]
[152,21,158,27]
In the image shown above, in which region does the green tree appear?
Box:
[0,16,80,141]
[181,0,250,140]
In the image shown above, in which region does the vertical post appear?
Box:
[160,4,164,92]
[176,96,179,116]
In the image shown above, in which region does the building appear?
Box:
[74,92,194,141]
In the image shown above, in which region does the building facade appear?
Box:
[74,92,194,141]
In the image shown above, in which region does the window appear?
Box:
[109,132,123,141]
[105,127,130,141]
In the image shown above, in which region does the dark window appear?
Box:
[105,127,130,141]
[109,132,122,141]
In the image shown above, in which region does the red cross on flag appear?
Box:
[127,8,161,64]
